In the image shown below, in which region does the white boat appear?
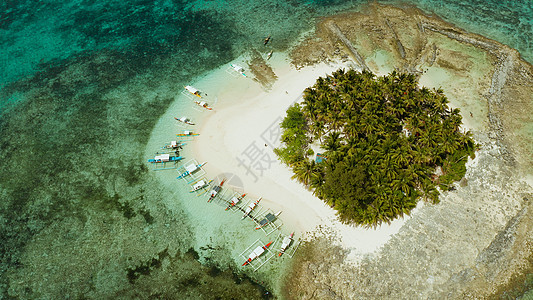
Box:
[225,193,246,211]
[175,117,195,125]
[279,232,294,256]
[230,64,247,77]
[242,241,272,266]
[184,85,202,97]
[190,179,212,193]
[194,100,213,110]
[178,162,207,179]
[242,197,261,219]
[255,211,281,230]
[267,50,273,60]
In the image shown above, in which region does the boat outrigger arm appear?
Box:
[242,242,272,266]
[185,85,202,97]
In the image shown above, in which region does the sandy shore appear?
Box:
[191,54,413,260]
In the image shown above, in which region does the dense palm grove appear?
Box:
[275,69,477,227]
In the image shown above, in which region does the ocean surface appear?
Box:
[1,0,532,298]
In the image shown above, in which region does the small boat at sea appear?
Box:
[225,193,246,211]
[176,131,200,137]
[184,85,202,97]
[175,117,195,125]
[177,162,207,179]
[267,51,273,60]
[148,154,183,163]
[208,179,226,202]
[255,211,281,230]
[264,35,271,45]
[194,100,213,110]
[190,179,213,193]
[242,242,272,266]
[278,232,294,257]
[230,64,247,77]
[242,197,261,219]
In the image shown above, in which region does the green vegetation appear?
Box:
[275,69,477,227]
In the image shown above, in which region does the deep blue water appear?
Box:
[0,0,531,298]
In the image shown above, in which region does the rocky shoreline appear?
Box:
[284,4,532,299]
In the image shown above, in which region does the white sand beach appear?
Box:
[190,54,413,260]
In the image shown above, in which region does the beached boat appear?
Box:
[189,179,212,193]
[230,64,247,77]
[278,232,294,257]
[175,117,195,125]
[148,154,183,163]
[264,35,271,45]
[225,193,246,211]
[177,162,207,179]
[255,211,281,230]
[176,131,200,137]
[184,85,202,97]
[267,50,273,60]
[242,197,261,219]
[242,242,272,266]
[208,179,226,202]
[194,100,213,110]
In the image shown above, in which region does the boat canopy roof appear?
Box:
[185,85,199,94]
[171,141,177,146]
[185,163,197,173]
[155,154,170,161]
[232,64,244,72]
[193,180,206,188]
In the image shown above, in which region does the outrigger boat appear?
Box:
[184,85,202,97]
[279,232,294,257]
[255,211,281,230]
[190,179,213,193]
[225,193,246,211]
[194,100,213,110]
[242,242,272,266]
[162,141,184,150]
[264,35,271,45]
[175,117,195,125]
[242,197,261,219]
[177,162,207,179]
[148,154,183,163]
[230,64,247,77]
[176,131,200,137]
[208,179,226,202]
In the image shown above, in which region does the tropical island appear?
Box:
[276,69,477,226]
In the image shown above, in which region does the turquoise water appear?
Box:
[0,0,532,298]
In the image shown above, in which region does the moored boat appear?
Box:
[194,100,213,110]
[278,232,294,256]
[230,64,247,77]
[242,242,272,266]
[267,50,273,60]
[208,179,226,202]
[148,154,183,163]
[189,179,212,193]
[184,85,202,97]
[177,161,207,179]
[176,131,200,137]
[242,197,261,219]
[264,35,271,45]
[255,211,281,230]
[225,193,246,211]
[175,116,195,125]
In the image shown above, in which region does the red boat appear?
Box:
[208,179,226,203]
[242,241,272,266]
[225,193,246,211]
